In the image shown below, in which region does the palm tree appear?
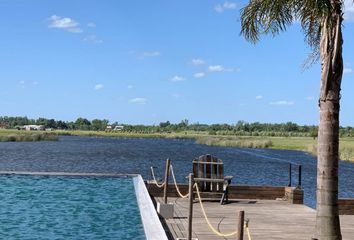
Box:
[240,1,346,239]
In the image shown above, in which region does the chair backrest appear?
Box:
[192,154,224,192]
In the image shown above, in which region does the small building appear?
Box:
[20,125,45,131]
[113,125,124,131]
[105,125,113,132]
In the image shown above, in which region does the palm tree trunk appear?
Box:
[315,3,343,239]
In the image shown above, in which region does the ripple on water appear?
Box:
[0,175,145,240]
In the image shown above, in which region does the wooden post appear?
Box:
[163,158,171,204]
[297,165,302,188]
[288,163,292,187]
[236,210,245,240]
[187,173,194,240]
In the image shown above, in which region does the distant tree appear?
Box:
[75,117,91,130]
[46,119,56,129]
[91,119,109,131]
[311,127,319,140]
[56,120,68,130]
[36,118,49,127]
[179,119,189,127]
[159,121,171,128]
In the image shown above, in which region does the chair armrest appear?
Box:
[224,176,233,181]
[194,178,225,183]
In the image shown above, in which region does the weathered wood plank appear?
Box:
[156,197,354,240]
[338,198,354,215]
[147,183,302,203]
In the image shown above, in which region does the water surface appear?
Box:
[0,136,353,208]
[0,175,145,240]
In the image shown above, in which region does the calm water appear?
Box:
[0,175,145,240]
[0,136,354,208]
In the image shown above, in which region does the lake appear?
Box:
[0,136,353,208]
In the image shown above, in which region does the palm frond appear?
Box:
[296,0,331,56]
[240,0,295,43]
[240,0,335,59]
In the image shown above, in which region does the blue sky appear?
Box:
[0,1,353,126]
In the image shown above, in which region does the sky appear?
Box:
[0,0,353,126]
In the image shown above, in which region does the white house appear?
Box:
[21,125,45,131]
[113,125,124,131]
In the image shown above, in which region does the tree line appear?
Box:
[0,116,109,131]
[1,116,354,137]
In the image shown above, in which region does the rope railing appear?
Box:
[150,162,253,240]
[170,165,189,198]
[150,166,165,188]
[195,183,253,239]
[194,183,238,237]
[245,219,252,240]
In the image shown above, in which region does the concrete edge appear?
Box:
[0,171,138,177]
[133,175,168,240]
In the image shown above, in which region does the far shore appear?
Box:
[1,129,354,162]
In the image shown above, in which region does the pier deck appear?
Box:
[156,197,354,240]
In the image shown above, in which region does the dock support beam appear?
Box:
[187,173,194,240]
[297,165,302,188]
[237,210,245,240]
[288,163,292,187]
[163,158,171,204]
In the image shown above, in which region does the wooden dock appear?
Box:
[155,197,354,240]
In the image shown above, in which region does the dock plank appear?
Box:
[156,197,354,240]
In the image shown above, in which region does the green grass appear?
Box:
[0,129,58,142]
[195,136,273,148]
[195,135,354,162]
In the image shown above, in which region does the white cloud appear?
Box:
[127,85,133,89]
[171,93,181,98]
[32,81,39,85]
[344,68,353,74]
[344,0,354,21]
[18,81,25,88]
[255,95,263,100]
[141,51,160,58]
[130,98,147,104]
[224,1,237,9]
[207,65,235,73]
[83,35,103,44]
[215,1,238,13]
[48,15,83,33]
[305,96,315,101]
[192,58,205,65]
[87,22,96,28]
[208,65,225,72]
[270,100,294,106]
[170,75,186,82]
[215,5,224,13]
[67,28,83,33]
[94,84,104,90]
[194,72,206,78]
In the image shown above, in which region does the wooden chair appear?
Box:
[192,154,233,205]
